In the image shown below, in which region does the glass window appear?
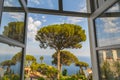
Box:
[0,42,22,80]
[0,12,25,43]
[98,49,120,80]
[27,0,58,10]
[63,0,87,12]
[4,0,21,7]
[106,1,120,12]
[95,17,120,47]
[24,13,91,79]
[95,1,120,47]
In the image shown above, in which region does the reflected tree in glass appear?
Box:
[3,22,24,42]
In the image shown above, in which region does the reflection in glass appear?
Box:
[0,12,25,43]
[0,43,22,80]
[106,1,120,12]
[4,0,21,7]
[28,0,58,10]
[95,17,120,47]
[98,49,120,80]
[63,0,87,12]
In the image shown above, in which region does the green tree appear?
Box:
[35,23,86,79]
[25,55,36,67]
[12,52,22,63]
[101,61,114,80]
[40,56,44,63]
[52,50,78,72]
[0,60,16,73]
[75,61,89,75]
[3,22,24,42]
[113,61,120,80]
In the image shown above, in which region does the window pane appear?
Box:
[95,1,120,47]
[106,1,120,12]
[24,13,91,79]
[0,12,25,43]
[0,42,22,80]
[98,49,120,80]
[27,0,58,10]
[95,17,120,47]
[4,0,21,7]
[63,0,87,12]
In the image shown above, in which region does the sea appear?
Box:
[0,54,91,75]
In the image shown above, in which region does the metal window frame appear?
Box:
[0,0,120,80]
[0,0,28,80]
[88,0,120,80]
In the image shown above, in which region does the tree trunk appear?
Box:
[57,50,60,80]
[80,67,84,75]
[60,64,62,73]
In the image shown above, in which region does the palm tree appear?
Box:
[75,61,89,75]
[40,56,44,63]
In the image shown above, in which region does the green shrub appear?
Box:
[38,77,45,80]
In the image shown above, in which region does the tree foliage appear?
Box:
[52,50,78,66]
[75,61,89,75]
[3,22,24,42]
[40,56,44,63]
[26,55,36,61]
[12,52,22,63]
[0,60,16,67]
[35,23,86,50]
[35,23,86,79]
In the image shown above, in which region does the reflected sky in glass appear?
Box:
[95,1,120,47]
[4,0,21,7]
[95,17,120,47]
[63,0,87,12]
[106,1,120,12]
[28,0,58,10]
[0,42,22,76]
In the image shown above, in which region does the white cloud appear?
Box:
[42,16,46,19]
[67,17,85,24]
[107,3,119,12]
[42,19,47,22]
[47,0,54,8]
[79,6,87,12]
[4,0,13,6]
[100,18,120,33]
[8,13,24,21]
[29,0,40,5]
[98,37,120,47]
[27,17,42,42]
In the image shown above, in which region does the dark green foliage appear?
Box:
[38,77,45,80]
[3,22,24,42]
[36,23,86,50]
[62,69,67,76]
[52,50,78,66]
